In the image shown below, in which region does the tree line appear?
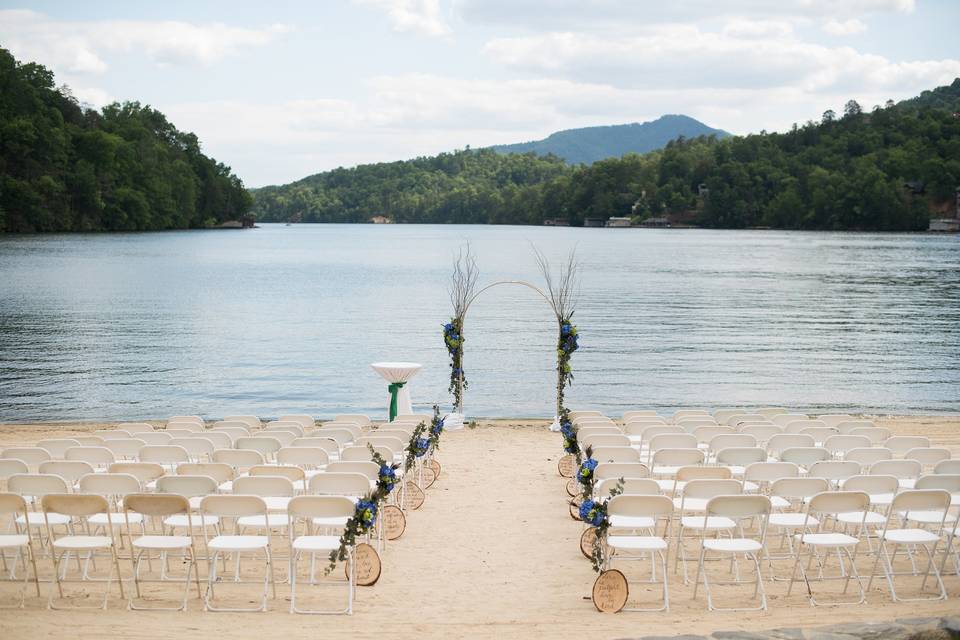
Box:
[0,47,251,233]
[254,78,960,231]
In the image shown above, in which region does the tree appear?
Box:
[844,100,863,118]
[822,109,836,124]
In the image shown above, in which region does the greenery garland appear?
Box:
[443,319,466,409]
[555,317,579,409]
[427,404,445,453]
[325,420,429,574]
[572,445,624,572]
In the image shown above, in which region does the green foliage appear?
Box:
[0,47,251,232]
[254,79,960,232]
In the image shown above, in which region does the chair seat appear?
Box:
[165,514,219,528]
[674,498,709,512]
[837,511,886,525]
[17,512,69,526]
[680,516,736,530]
[653,466,681,476]
[770,496,791,509]
[742,480,759,492]
[311,516,349,528]
[655,479,678,492]
[881,528,941,544]
[704,538,762,553]
[0,534,29,549]
[868,493,895,506]
[218,480,234,492]
[133,535,192,550]
[292,535,341,552]
[901,510,956,525]
[237,514,289,528]
[90,512,143,526]
[208,535,269,551]
[53,535,112,550]
[795,532,859,547]
[608,515,655,529]
[769,513,819,528]
[898,479,916,489]
[608,535,667,551]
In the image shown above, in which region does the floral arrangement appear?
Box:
[556,318,579,409]
[403,420,430,470]
[443,319,466,410]
[577,456,598,490]
[581,480,624,572]
[326,421,428,574]
[559,408,580,460]
[427,404,445,452]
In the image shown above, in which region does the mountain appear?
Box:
[489,114,731,164]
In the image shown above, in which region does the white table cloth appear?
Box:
[371,362,422,421]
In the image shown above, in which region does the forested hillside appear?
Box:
[253,79,960,231]
[490,114,730,164]
[0,48,251,232]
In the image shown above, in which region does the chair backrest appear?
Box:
[41,493,109,518]
[9,472,71,500]
[594,462,650,481]
[709,434,757,454]
[157,474,219,497]
[103,438,146,460]
[168,415,204,426]
[38,460,95,486]
[35,439,83,459]
[0,459,29,480]
[107,462,166,484]
[590,446,641,463]
[680,418,720,432]
[264,421,305,436]
[568,410,603,420]
[193,432,232,450]
[743,461,800,484]
[326,461,379,482]
[739,425,783,444]
[769,477,830,501]
[212,421,251,433]
[94,430,131,440]
[359,437,406,454]
[119,423,156,434]
[784,419,829,433]
[673,409,709,420]
[73,436,106,446]
[771,413,808,427]
[808,461,860,483]
[232,475,295,497]
[889,489,951,516]
[755,407,789,418]
[176,462,235,484]
[278,414,315,430]
[676,466,732,482]
[578,426,623,439]
[869,459,921,479]
[842,474,899,495]
[288,495,355,521]
[139,445,189,465]
[312,429,355,447]
[574,416,616,428]
[0,493,29,520]
[209,427,246,442]
[249,464,306,488]
[807,490,870,517]
[651,448,705,468]
[137,432,173,445]
[817,414,854,428]
[822,435,872,456]
[200,494,267,518]
[291,437,339,452]
[322,423,364,437]
[849,427,891,444]
[705,494,771,520]
[277,447,330,468]
[934,460,960,475]
[125,493,190,519]
[624,424,680,437]
[623,410,660,421]
[165,429,198,439]
[624,417,668,429]
[715,447,766,467]
[692,426,733,443]
[167,421,205,433]
[2,447,52,466]
[727,413,769,426]
[64,446,115,467]
[259,430,298,447]
[222,415,261,430]
[309,471,371,497]
[712,409,745,424]
[608,494,673,520]
[914,474,960,493]
[235,437,282,457]
[904,447,951,466]
[335,414,371,427]
[779,447,831,469]
[596,477,660,497]
[884,436,930,456]
[834,420,876,434]
[581,434,630,449]
[844,447,892,468]
[169,438,215,459]
[766,434,815,456]
[211,449,265,471]
[680,478,742,500]
[78,472,141,497]
[648,433,697,452]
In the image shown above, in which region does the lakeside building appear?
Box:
[583,217,605,227]
[370,215,393,224]
[543,218,570,226]
[927,187,960,232]
[606,217,632,227]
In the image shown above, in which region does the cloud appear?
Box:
[722,19,793,39]
[822,18,868,36]
[353,0,451,37]
[0,9,292,76]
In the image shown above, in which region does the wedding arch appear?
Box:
[442,245,580,429]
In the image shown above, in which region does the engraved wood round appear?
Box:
[568,496,582,520]
[348,542,382,586]
[580,527,598,559]
[382,504,406,540]
[592,569,628,613]
[429,459,441,478]
[402,480,425,510]
[558,454,576,478]
[421,464,437,489]
[565,478,579,497]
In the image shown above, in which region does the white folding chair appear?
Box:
[35,440,82,460]
[673,478,742,583]
[604,494,674,611]
[287,495,355,614]
[0,493,41,607]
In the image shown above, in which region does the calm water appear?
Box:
[0,224,958,421]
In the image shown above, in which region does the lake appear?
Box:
[0,224,957,421]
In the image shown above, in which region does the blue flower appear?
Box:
[578,499,605,527]
[378,465,397,491]
[563,438,577,453]
[414,437,430,457]
[577,458,598,483]
[355,499,379,530]
[561,323,572,336]
[444,323,455,332]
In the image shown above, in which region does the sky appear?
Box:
[1,1,958,187]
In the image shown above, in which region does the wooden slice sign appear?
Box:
[402,480,425,510]
[348,542,382,586]
[382,504,406,540]
[592,569,628,613]
[421,464,437,489]
[580,527,598,559]
[568,496,582,521]
[565,478,579,497]
[558,454,576,478]
[429,459,441,478]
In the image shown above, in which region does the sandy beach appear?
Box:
[0,415,958,640]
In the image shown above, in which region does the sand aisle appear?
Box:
[0,417,958,639]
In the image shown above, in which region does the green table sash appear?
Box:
[388,381,406,421]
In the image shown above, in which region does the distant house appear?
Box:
[583,217,605,227]
[928,186,960,232]
[904,180,926,195]
[606,217,632,227]
[543,218,570,226]
[638,216,671,228]
[370,215,392,224]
